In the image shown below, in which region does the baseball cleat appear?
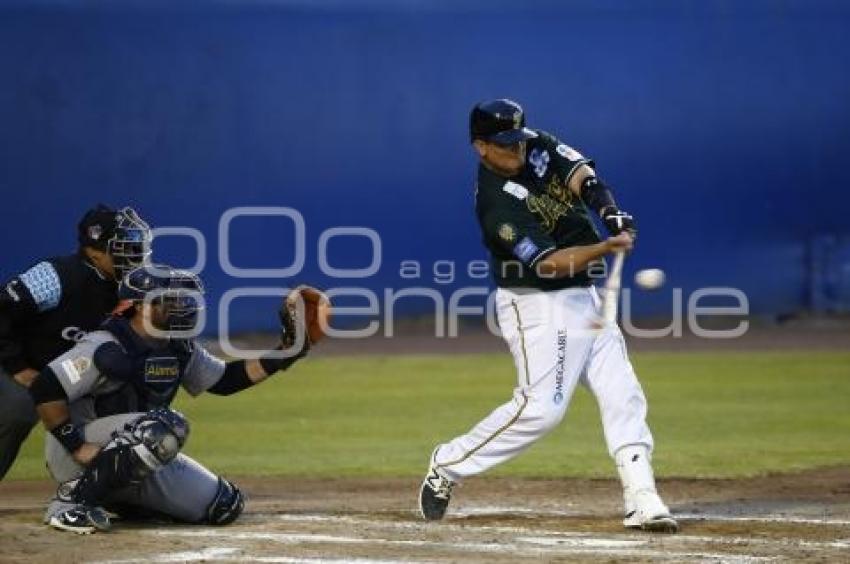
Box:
[623,490,678,533]
[640,514,679,533]
[418,449,455,521]
[48,506,112,535]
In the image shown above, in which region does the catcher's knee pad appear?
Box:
[205,477,244,526]
[126,408,190,469]
[71,409,190,505]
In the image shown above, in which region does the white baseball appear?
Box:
[634,268,665,290]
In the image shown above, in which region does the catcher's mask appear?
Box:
[79,205,152,277]
[117,264,204,334]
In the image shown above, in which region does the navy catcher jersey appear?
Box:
[45,317,226,425]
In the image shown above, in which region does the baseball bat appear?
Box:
[601,250,625,324]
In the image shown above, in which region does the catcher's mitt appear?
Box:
[279,285,331,354]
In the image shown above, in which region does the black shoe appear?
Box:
[641,514,680,533]
[418,450,455,521]
[48,506,111,534]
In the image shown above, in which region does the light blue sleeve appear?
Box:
[47,332,117,403]
[18,261,62,312]
[181,344,226,397]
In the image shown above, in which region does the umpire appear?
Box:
[0,205,151,479]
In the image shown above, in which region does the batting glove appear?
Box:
[601,207,637,237]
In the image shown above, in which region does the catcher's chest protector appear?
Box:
[94,317,194,417]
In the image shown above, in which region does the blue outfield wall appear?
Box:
[0,0,849,332]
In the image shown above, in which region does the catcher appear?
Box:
[28,263,331,534]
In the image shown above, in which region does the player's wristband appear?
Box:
[51,420,85,454]
[258,345,305,375]
[579,176,617,215]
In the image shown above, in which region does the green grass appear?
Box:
[7,352,850,480]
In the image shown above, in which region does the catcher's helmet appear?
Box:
[78,205,152,276]
[118,264,204,332]
[469,99,537,145]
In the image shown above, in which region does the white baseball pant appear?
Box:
[434,285,654,481]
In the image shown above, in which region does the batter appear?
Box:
[418,99,677,532]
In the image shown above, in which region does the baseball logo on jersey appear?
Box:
[5,281,21,302]
[144,357,180,383]
[61,326,87,343]
[546,176,574,206]
[528,148,550,178]
[527,193,570,233]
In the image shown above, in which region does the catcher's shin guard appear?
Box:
[205,477,244,525]
[71,408,189,505]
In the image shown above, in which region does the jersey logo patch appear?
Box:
[556,143,584,161]
[60,357,91,384]
[502,181,529,200]
[498,223,517,243]
[513,237,540,264]
[527,193,571,233]
[144,357,180,383]
[61,326,88,342]
[528,148,550,178]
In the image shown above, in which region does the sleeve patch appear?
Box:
[60,357,91,384]
[556,144,585,161]
[19,262,62,312]
[513,237,540,264]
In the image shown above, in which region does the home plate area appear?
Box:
[1,468,849,563]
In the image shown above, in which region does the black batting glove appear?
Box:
[601,206,636,237]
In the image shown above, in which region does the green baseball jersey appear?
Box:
[475,129,602,291]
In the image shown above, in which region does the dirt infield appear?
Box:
[1,466,848,563]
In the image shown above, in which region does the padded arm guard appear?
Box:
[579,176,617,215]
